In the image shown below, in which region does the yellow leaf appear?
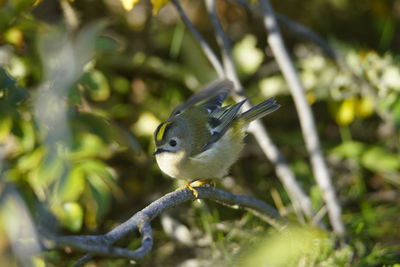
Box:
[335,98,356,126]
[306,92,316,105]
[4,28,24,48]
[151,0,170,15]
[356,97,374,118]
[120,0,140,11]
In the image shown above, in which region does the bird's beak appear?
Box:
[153,148,165,155]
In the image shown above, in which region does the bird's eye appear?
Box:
[169,139,177,147]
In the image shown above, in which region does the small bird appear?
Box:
[153,79,280,196]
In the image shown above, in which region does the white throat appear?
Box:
[155,150,186,179]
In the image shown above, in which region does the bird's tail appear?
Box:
[238,98,280,123]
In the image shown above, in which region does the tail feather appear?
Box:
[239,98,280,123]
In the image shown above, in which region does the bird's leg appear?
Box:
[177,179,215,198]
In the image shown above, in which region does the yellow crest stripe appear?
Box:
[156,121,172,141]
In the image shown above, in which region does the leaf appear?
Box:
[70,133,108,160]
[57,202,84,232]
[392,99,400,130]
[80,160,119,225]
[28,154,64,200]
[17,146,45,172]
[356,97,374,118]
[239,226,332,267]
[0,112,13,142]
[12,118,36,153]
[70,113,114,144]
[56,165,85,202]
[332,98,356,126]
[80,70,110,101]
[132,112,161,137]
[361,146,400,173]
[151,0,170,15]
[233,34,264,76]
[120,0,140,11]
[331,141,365,159]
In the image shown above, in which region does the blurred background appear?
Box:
[0,0,399,266]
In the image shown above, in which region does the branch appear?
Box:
[257,0,345,237]
[204,0,312,220]
[40,187,285,266]
[234,0,339,60]
[172,0,225,78]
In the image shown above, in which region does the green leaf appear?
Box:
[80,160,118,224]
[239,226,333,267]
[80,70,110,101]
[96,35,120,52]
[70,133,108,160]
[330,141,365,159]
[361,146,400,172]
[70,113,114,144]
[12,118,36,153]
[29,155,64,200]
[392,99,400,130]
[58,202,84,232]
[56,166,85,202]
[17,146,45,172]
[0,112,13,142]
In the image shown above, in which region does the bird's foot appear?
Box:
[177,179,215,198]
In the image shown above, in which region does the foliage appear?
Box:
[0,0,399,266]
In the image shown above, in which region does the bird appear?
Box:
[153,79,280,197]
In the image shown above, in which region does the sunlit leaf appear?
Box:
[331,141,365,159]
[29,155,64,200]
[56,166,85,202]
[120,0,140,11]
[17,147,45,172]
[132,112,161,137]
[4,27,24,47]
[361,146,400,172]
[70,113,114,144]
[239,226,333,267]
[356,97,374,118]
[332,98,356,126]
[57,202,84,232]
[70,133,108,159]
[233,34,264,76]
[0,113,12,142]
[151,0,170,15]
[259,76,286,98]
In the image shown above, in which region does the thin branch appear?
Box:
[40,187,285,266]
[172,0,225,78]
[234,0,339,60]
[204,0,312,220]
[257,0,345,237]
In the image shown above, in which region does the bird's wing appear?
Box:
[201,99,247,152]
[170,79,233,117]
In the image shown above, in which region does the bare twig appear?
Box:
[172,0,225,78]
[41,187,285,266]
[204,0,312,220]
[258,0,344,237]
[234,0,338,60]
